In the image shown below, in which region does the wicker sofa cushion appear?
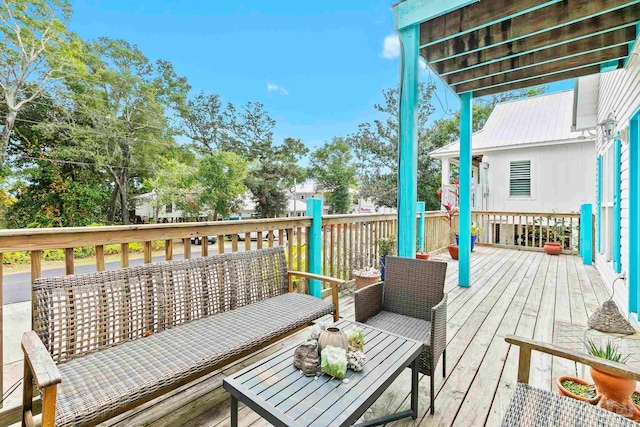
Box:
[53,293,333,427]
[364,311,430,345]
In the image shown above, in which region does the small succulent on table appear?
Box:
[321,346,348,380]
[347,351,366,372]
[347,326,365,352]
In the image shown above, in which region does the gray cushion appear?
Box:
[54,293,333,427]
[365,310,431,345]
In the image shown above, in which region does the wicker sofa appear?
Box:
[21,247,342,427]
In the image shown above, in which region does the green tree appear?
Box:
[226,102,307,218]
[64,37,190,224]
[0,0,76,163]
[143,158,195,223]
[309,137,357,214]
[349,83,437,209]
[198,151,248,219]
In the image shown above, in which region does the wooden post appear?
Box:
[202,236,209,257]
[183,238,191,259]
[144,241,152,264]
[30,250,42,329]
[95,245,105,271]
[120,243,129,267]
[517,346,532,384]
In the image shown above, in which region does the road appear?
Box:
[2,241,261,305]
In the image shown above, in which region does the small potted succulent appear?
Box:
[587,338,640,421]
[351,251,380,290]
[377,237,396,281]
[556,376,599,404]
[442,201,459,260]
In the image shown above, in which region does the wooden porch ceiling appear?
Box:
[418,0,640,97]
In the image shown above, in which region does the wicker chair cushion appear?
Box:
[53,293,333,427]
[501,383,637,426]
[364,311,430,345]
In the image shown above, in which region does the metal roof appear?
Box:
[430,90,595,158]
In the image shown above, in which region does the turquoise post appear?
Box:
[580,204,593,265]
[417,201,425,253]
[458,92,473,287]
[306,198,322,298]
[613,139,622,274]
[397,24,419,258]
[630,111,639,315]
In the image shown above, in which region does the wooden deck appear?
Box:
[101,246,611,427]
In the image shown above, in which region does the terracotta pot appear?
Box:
[354,272,380,290]
[591,367,640,421]
[448,244,459,260]
[556,376,599,404]
[544,242,563,255]
[318,327,349,353]
[416,253,430,260]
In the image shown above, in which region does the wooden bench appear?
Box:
[21,247,342,427]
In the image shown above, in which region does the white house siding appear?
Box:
[481,141,595,213]
[595,51,640,318]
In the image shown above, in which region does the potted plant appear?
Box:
[543,216,565,255]
[350,251,380,290]
[377,237,396,280]
[455,225,482,252]
[556,376,599,404]
[587,338,640,421]
[442,201,459,260]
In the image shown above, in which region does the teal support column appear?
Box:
[596,155,602,253]
[459,92,473,287]
[613,138,622,274]
[630,111,640,316]
[306,198,322,298]
[580,204,593,265]
[397,24,419,258]
[417,201,425,253]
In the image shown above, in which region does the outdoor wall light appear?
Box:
[598,111,618,141]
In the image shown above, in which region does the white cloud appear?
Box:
[266,82,289,95]
[381,34,400,59]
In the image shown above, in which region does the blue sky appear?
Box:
[68,0,574,155]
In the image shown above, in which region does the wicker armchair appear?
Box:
[354,256,447,414]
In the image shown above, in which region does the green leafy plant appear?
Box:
[586,339,629,364]
[377,237,396,258]
[560,380,596,399]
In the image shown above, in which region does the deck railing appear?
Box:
[471,211,582,254]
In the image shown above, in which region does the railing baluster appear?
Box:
[268,231,274,248]
[95,245,105,271]
[342,223,347,280]
[278,229,284,247]
[296,227,302,272]
[287,228,293,270]
[144,241,152,264]
[232,234,239,252]
[65,248,74,275]
[245,233,251,252]
[330,224,335,278]
[183,238,191,259]
[257,232,263,249]
[165,239,173,261]
[120,243,129,267]
[217,235,224,253]
[202,236,209,257]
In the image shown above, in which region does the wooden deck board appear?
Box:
[111,247,607,427]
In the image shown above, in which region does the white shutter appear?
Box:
[510,161,531,197]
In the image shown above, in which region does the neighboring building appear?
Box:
[574,43,640,320]
[431,91,596,213]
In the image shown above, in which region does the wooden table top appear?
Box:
[223,319,424,427]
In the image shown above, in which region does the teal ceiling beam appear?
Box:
[449,42,632,87]
[444,27,637,79]
[425,1,640,63]
[393,0,479,31]
[420,0,562,48]
[458,58,627,96]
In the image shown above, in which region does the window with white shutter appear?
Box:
[509,160,531,197]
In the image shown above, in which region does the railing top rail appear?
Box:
[0,217,312,252]
[471,211,580,217]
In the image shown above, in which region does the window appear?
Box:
[166,203,173,213]
[509,160,531,197]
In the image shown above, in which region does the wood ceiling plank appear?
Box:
[445,29,636,86]
[422,0,639,63]
[468,65,608,97]
[427,5,640,72]
[419,0,555,46]
[453,45,628,93]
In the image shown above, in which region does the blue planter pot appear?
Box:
[455,235,477,251]
[379,256,386,281]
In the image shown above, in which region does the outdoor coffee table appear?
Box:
[223,319,424,427]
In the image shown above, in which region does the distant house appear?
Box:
[430,90,596,214]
